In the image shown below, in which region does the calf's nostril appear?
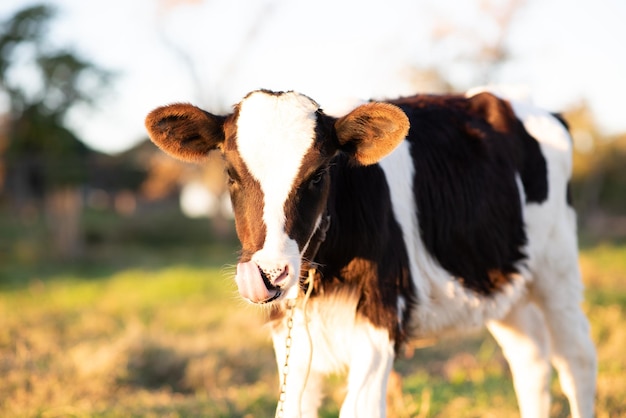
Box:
[258,267,276,290]
[273,265,289,286]
[258,265,289,288]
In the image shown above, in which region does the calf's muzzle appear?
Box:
[235,260,290,303]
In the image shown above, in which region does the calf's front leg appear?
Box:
[271,306,394,418]
[340,322,395,418]
[272,308,324,418]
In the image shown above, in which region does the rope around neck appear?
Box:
[275,268,315,418]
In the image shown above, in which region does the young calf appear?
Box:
[145,89,596,418]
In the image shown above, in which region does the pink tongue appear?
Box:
[235,261,278,303]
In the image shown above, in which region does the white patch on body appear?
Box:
[508,98,574,270]
[236,91,319,292]
[378,139,529,338]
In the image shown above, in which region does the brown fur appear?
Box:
[145,103,226,162]
[467,92,516,134]
[335,102,410,166]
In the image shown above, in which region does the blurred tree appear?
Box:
[554,102,626,242]
[0,4,111,259]
[567,102,626,234]
[566,103,604,219]
[430,0,526,86]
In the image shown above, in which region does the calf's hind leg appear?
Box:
[531,212,597,418]
[532,277,597,418]
[487,301,552,418]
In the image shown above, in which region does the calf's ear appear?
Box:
[145,103,227,162]
[334,102,409,165]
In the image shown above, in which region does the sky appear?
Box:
[1,0,625,154]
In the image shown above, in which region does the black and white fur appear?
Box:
[146,89,597,418]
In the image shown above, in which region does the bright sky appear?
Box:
[1,0,625,154]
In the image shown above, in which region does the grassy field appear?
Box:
[1,215,625,417]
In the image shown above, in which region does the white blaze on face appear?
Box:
[235,91,319,282]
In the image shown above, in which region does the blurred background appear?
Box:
[0,1,624,417]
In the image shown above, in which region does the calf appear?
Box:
[145,89,596,418]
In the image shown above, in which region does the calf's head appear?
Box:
[145,90,409,304]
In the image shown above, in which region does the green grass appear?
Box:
[1,208,625,417]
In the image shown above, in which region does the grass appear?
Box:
[0,260,278,417]
[1,208,625,417]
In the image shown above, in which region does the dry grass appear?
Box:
[0,265,278,417]
[0,243,624,417]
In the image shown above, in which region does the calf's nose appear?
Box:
[259,264,289,287]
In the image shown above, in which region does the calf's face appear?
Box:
[145,90,409,304]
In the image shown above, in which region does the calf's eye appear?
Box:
[308,171,326,190]
[226,168,238,186]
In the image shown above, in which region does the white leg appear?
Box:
[531,281,597,418]
[531,210,597,418]
[339,323,394,418]
[272,315,323,418]
[539,302,596,418]
[487,301,552,418]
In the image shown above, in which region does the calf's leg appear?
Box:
[340,323,395,418]
[272,312,324,418]
[487,301,552,418]
[531,209,597,418]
